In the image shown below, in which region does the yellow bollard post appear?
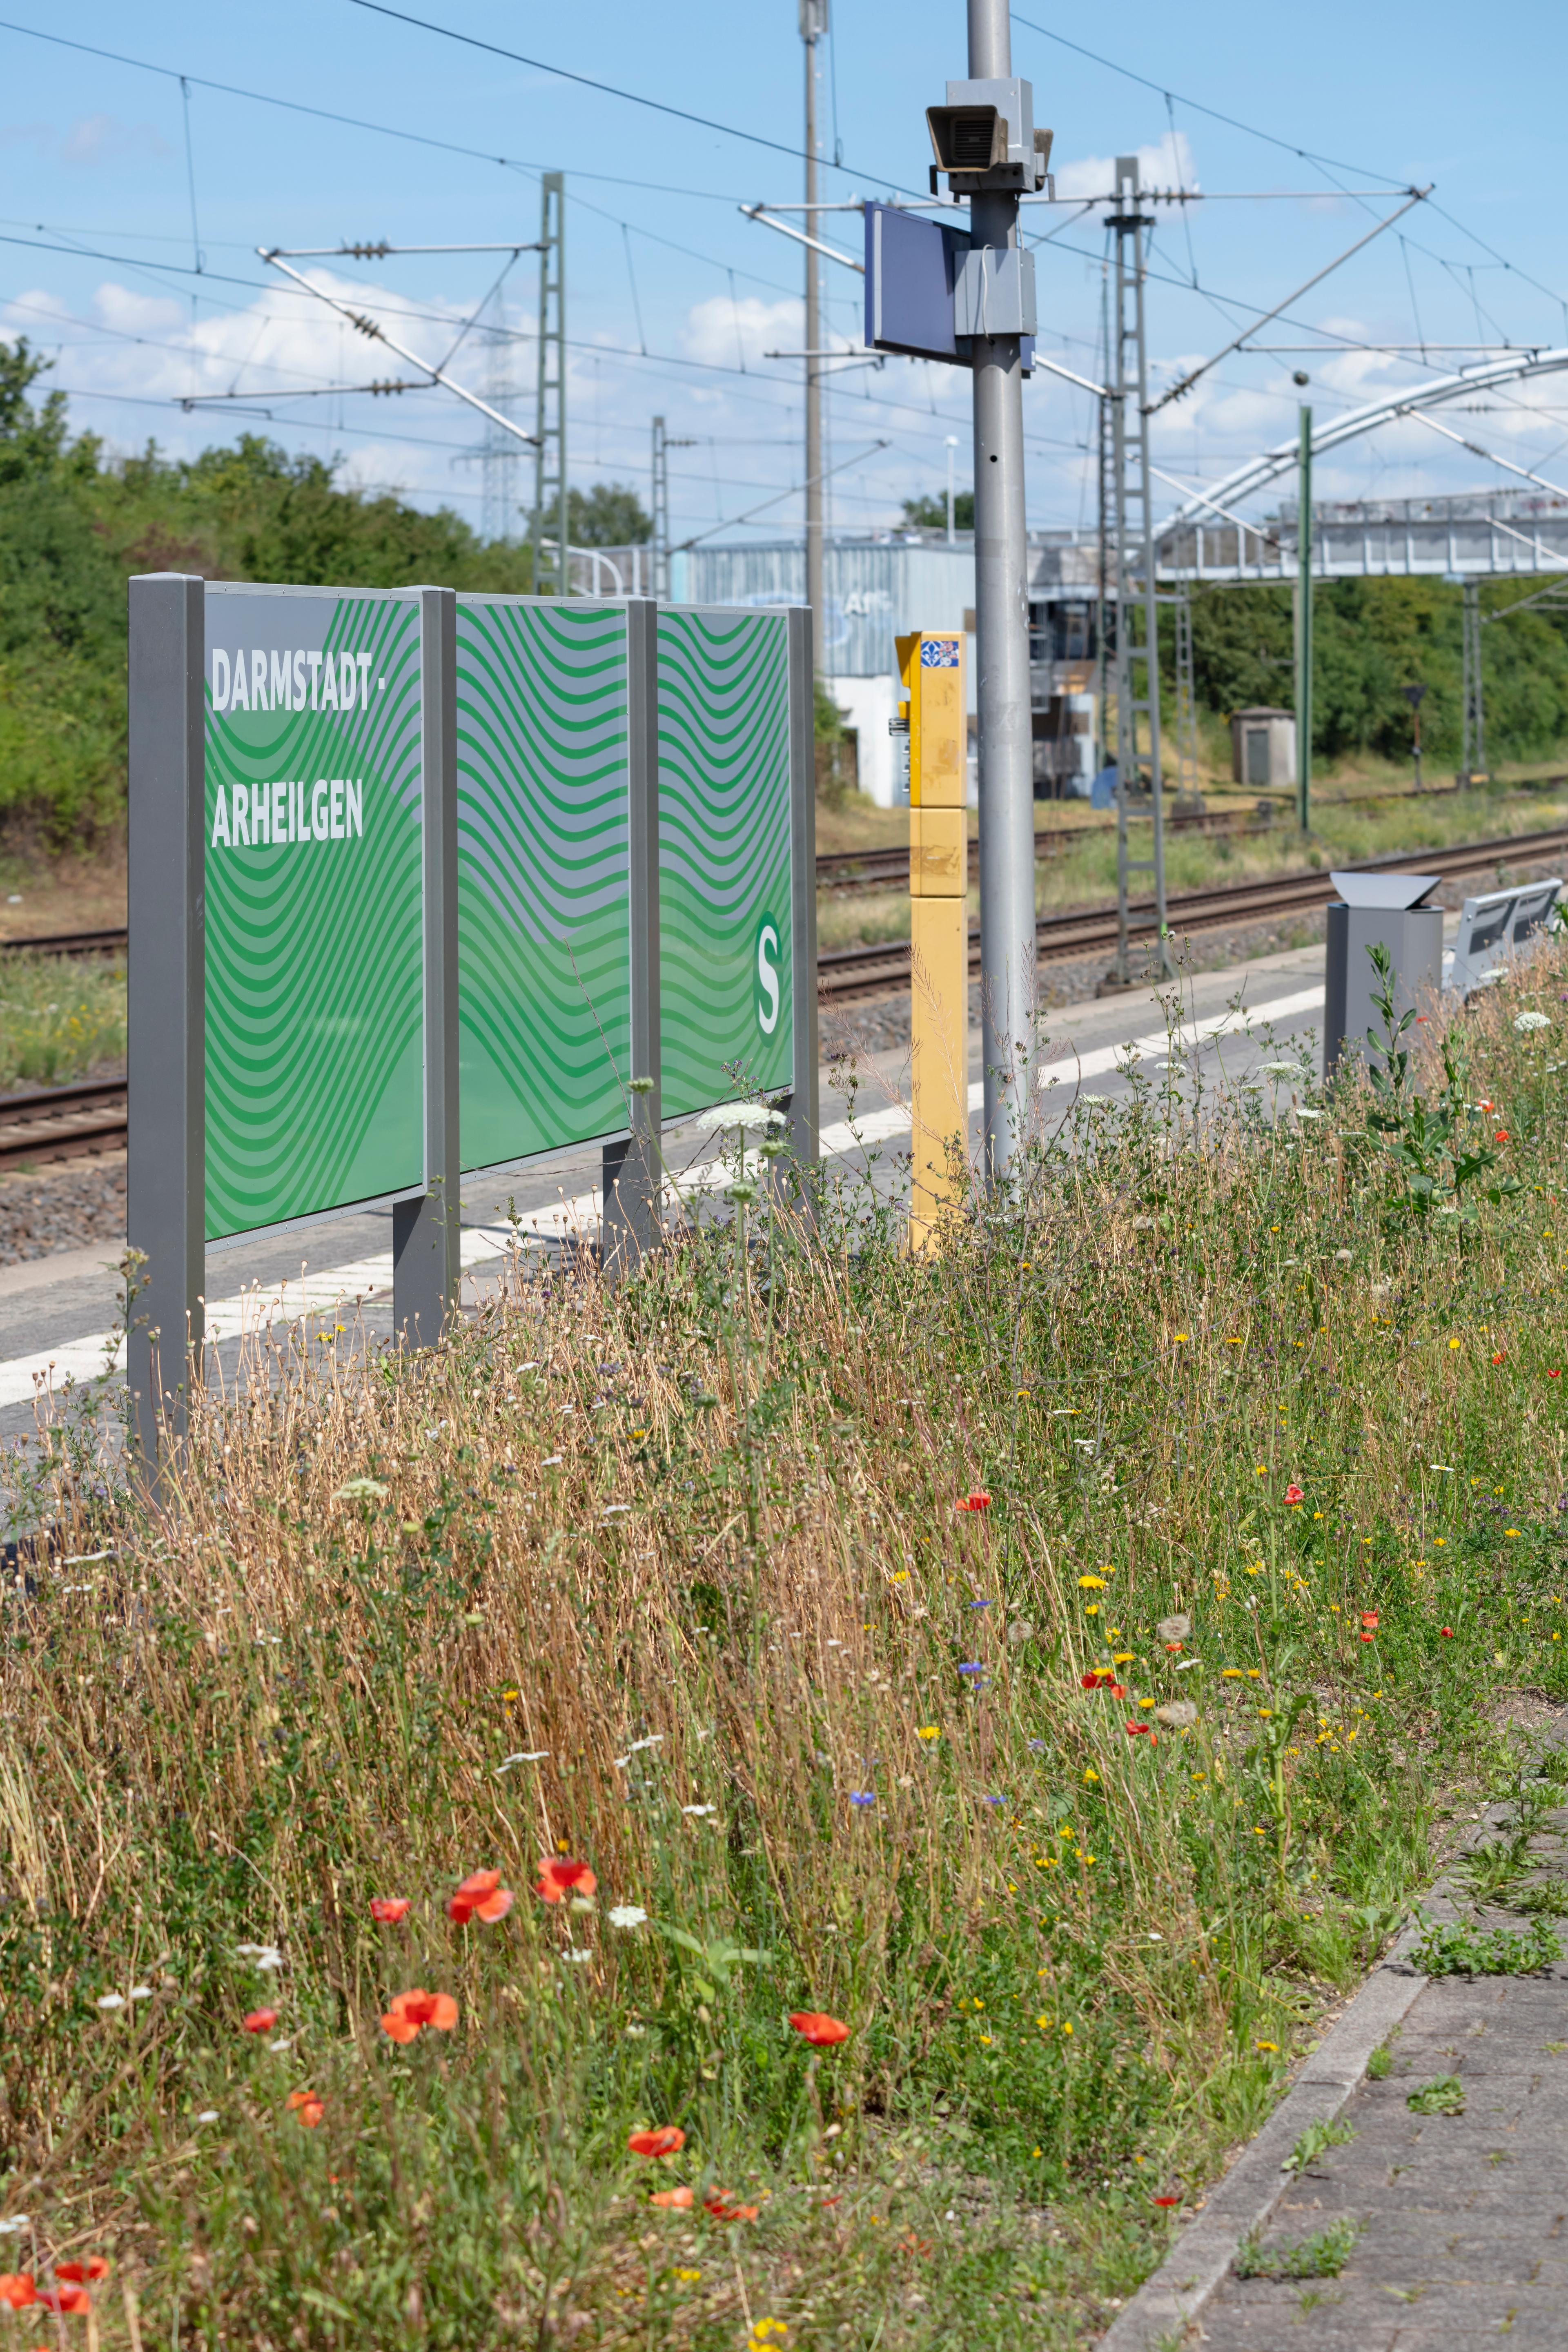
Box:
[901,628,969,1251]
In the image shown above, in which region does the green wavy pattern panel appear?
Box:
[456,599,632,1171]
[658,609,793,1118]
[204,593,424,1241]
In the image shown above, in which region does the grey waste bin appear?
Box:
[1323,871,1443,1083]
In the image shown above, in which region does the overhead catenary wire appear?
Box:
[8,14,1549,546]
[347,0,919,190]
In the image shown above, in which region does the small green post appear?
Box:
[1295,403,1313,833]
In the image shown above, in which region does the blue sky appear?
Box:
[2,0,1566,544]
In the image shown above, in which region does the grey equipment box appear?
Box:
[1323,870,1443,1083]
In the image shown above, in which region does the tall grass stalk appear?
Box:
[2,955,1567,2345]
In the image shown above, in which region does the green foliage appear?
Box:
[902,489,974,531]
[1406,2073,1467,2115]
[566,479,652,545]
[0,340,535,844]
[1282,2116,1355,2172]
[1409,1913,1562,1977]
[815,673,849,743]
[1234,2217,1360,2279]
[1361,941,1519,1227]
[6,953,1568,2340]
[0,947,125,1087]
[1186,574,1568,764]
[1365,2042,1393,2080]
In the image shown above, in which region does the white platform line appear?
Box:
[0,986,1325,1414]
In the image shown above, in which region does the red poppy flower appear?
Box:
[1153,2195,1180,2209]
[0,2276,36,2311]
[627,2126,686,2158]
[1493,1352,1505,1365]
[370,1897,412,1924]
[241,2009,278,2035]
[1441,1626,1454,1638]
[650,2186,695,2209]
[380,1988,459,2043]
[956,1492,991,1513]
[54,2261,108,2286]
[789,2011,850,2046]
[704,2190,761,2222]
[40,2282,92,2315]
[1360,1610,1379,1634]
[448,1869,517,1924]
[1125,1722,1149,1737]
[286,2089,324,2128]
[1494,1130,1509,1143]
[1551,1370,1563,1379]
[1110,1683,1128,1699]
[1080,1670,1117,1690]
[1283,1483,1304,1506]
[532,1859,596,1908]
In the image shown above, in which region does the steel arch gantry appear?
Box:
[1154,347,1568,546]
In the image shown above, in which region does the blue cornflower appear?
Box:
[850,1791,876,1808]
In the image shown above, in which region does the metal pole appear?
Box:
[127,571,205,1489]
[602,597,663,1277]
[802,2,826,673]
[530,172,567,596]
[946,433,958,543]
[787,603,822,1175]
[1295,402,1313,831]
[1460,579,1485,784]
[652,415,668,602]
[392,586,461,1345]
[1107,158,1170,984]
[967,0,1035,1179]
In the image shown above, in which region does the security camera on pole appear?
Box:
[924,5,1049,1182]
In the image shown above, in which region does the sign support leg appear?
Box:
[393,586,460,1346]
[127,571,206,1489]
[603,597,662,1277]
[787,603,821,1181]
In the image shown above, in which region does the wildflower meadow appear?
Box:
[4,948,1568,2348]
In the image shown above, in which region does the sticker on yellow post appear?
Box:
[915,634,964,806]
[907,630,969,1253]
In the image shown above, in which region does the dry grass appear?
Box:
[1,957,1567,2344]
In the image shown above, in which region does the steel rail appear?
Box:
[0,1076,127,1170]
[817,822,1568,1005]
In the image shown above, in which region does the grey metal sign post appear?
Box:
[127,573,206,1472]
[392,586,461,1344]
[601,599,663,1276]
[787,602,821,1174]
[922,7,1049,1182]
[128,570,463,1484]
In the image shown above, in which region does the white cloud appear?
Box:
[681,294,802,371]
[1052,129,1198,205]
[59,114,172,167]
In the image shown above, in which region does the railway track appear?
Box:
[2,817,1566,1141]
[817,821,1568,1005]
[0,926,126,961]
[0,1075,127,1171]
[815,771,1568,898]
[815,803,1270,894]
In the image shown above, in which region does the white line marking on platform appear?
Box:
[0,986,1325,1415]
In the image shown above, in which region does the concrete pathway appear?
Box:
[1105,1745,1568,2351]
[1195,1962,1568,2349]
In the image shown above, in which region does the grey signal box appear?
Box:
[1323,870,1443,1082]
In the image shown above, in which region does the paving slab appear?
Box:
[1100,1734,1568,2350]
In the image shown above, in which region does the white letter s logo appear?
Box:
[756,919,781,1036]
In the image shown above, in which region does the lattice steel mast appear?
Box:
[530,172,568,598]
[1107,156,1170,984]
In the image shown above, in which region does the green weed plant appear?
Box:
[0,950,1566,2343]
